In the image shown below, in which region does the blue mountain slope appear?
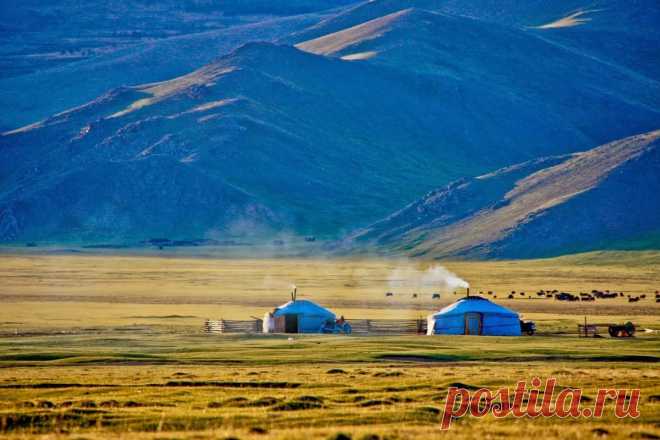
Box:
[340,130,660,258]
[0,0,358,131]
[289,0,660,79]
[0,2,658,250]
[295,7,659,151]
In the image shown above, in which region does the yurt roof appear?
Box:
[273,299,335,317]
[429,296,519,318]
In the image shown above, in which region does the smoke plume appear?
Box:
[388,264,469,292]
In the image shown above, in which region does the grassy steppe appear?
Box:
[0,251,658,438]
[0,333,659,439]
[0,251,659,333]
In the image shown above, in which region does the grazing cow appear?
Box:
[593,290,617,299]
[432,293,441,299]
[508,294,515,299]
[412,293,418,298]
[385,292,394,297]
[628,297,640,303]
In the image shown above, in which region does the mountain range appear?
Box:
[340,130,660,258]
[1,0,659,257]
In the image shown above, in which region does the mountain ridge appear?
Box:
[1,2,658,255]
[340,130,660,258]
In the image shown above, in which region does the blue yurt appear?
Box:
[426,296,521,336]
[263,296,336,334]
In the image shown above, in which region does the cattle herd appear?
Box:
[386,290,660,303]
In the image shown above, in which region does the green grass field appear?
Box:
[0,251,659,439]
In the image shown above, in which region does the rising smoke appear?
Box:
[388,264,469,292]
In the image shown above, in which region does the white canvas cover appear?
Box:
[263,299,335,333]
[427,296,521,336]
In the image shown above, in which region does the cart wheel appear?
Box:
[624,321,635,337]
[608,326,618,337]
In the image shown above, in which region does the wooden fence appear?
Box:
[349,319,427,335]
[204,318,425,335]
[205,319,263,334]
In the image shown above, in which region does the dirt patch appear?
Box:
[0,354,79,362]
[296,395,324,403]
[0,383,119,389]
[36,400,55,409]
[99,400,120,408]
[630,433,660,440]
[245,397,281,407]
[359,399,393,407]
[273,400,323,411]
[447,382,481,391]
[1,412,98,432]
[373,371,403,377]
[122,401,144,408]
[162,380,300,388]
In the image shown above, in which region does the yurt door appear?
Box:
[284,314,299,333]
[274,316,286,333]
[464,312,482,335]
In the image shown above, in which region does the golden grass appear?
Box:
[296,9,410,56]
[408,131,660,257]
[107,66,236,118]
[0,336,658,439]
[535,10,593,29]
[0,252,658,438]
[0,252,658,332]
